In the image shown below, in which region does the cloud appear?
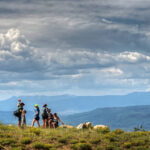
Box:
[1,28,150,81]
[0,0,150,97]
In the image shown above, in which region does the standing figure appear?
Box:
[52,113,64,128]
[32,104,40,127]
[47,109,53,128]
[17,102,25,127]
[22,110,27,126]
[41,104,48,128]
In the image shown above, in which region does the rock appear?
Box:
[85,122,93,129]
[93,125,109,130]
[76,122,93,129]
[76,123,87,129]
[59,125,74,129]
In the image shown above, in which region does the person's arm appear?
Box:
[57,116,64,125]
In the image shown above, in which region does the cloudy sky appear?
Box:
[0,0,150,99]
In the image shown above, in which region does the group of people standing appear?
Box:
[14,99,64,128]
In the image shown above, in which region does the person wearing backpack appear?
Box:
[41,104,48,128]
[14,102,24,127]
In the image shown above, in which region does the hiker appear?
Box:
[17,102,25,127]
[17,99,21,107]
[22,109,26,126]
[32,104,40,127]
[52,113,64,128]
[41,104,48,128]
[47,108,54,128]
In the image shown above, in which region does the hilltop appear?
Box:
[0,124,149,150]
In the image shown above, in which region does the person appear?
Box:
[52,113,64,128]
[17,102,25,127]
[41,104,48,128]
[22,109,27,126]
[47,108,54,128]
[32,104,40,127]
[17,99,21,107]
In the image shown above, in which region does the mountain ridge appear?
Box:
[0,91,150,115]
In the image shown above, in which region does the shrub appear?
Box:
[11,147,23,150]
[105,144,116,150]
[44,144,53,149]
[21,137,32,144]
[70,139,79,144]
[136,146,148,150]
[79,139,86,143]
[105,133,119,142]
[30,128,41,136]
[50,148,57,150]
[97,146,103,150]
[58,137,68,144]
[90,138,101,144]
[131,138,146,146]
[71,143,92,150]
[54,143,63,148]
[0,138,16,145]
[32,142,50,150]
[124,142,132,149]
[113,129,124,134]
[95,127,110,134]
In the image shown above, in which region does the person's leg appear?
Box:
[37,120,40,128]
[50,120,53,128]
[52,122,56,129]
[48,120,50,128]
[45,119,47,128]
[18,116,21,127]
[32,119,36,127]
[43,119,45,128]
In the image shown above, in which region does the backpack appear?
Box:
[13,110,21,117]
[41,108,48,117]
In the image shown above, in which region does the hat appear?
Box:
[35,104,39,107]
[20,103,25,106]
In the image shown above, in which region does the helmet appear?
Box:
[34,104,39,107]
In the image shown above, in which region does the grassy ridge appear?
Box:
[0,124,150,150]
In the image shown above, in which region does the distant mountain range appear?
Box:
[1,105,150,131]
[62,105,150,131]
[1,92,150,115]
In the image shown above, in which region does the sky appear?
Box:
[0,0,150,99]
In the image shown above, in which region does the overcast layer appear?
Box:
[0,0,150,99]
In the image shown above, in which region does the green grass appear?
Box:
[0,124,150,149]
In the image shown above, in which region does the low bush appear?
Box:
[90,138,101,144]
[79,139,86,143]
[0,138,16,146]
[11,147,23,150]
[32,142,50,150]
[71,143,92,150]
[95,127,110,134]
[131,138,146,146]
[58,137,68,144]
[70,139,79,144]
[30,128,41,136]
[21,137,32,144]
[123,142,132,149]
[113,129,124,134]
